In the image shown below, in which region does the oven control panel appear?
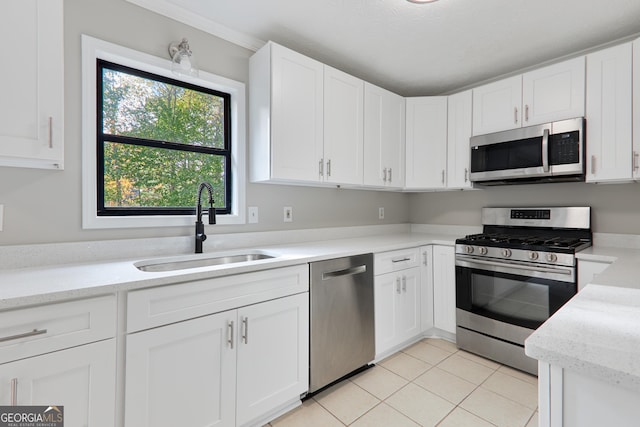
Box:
[510,209,551,220]
[455,244,576,267]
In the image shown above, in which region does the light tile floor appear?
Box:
[268,338,538,427]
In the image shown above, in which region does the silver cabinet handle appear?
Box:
[48,117,53,149]
[525,105,529,122]
[402,276,407,292]
[242,317,248,344]
[10,378,17,406]
[591,155,596,175]
[634,151,639,172]
[388,168,392,182]
[319,159,324,178]
[396,277,401,294]
[0,328,47,343]
[383,168,388,182]
[464,168,468,183]
[441,170,445,184]
[326,159,331,177]
[514,107,518,124]
[227,320,234,349]
[423,251,428,266]
[392,257,411,263]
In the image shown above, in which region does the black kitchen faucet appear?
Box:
[195,182,216,253]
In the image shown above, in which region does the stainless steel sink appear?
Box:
[135,252,275,272]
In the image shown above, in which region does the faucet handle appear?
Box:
[208,207,216,225]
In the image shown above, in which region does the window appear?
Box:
[97,60,231,216]
[82,36,246,228]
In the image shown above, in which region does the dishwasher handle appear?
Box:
[322,265,367,280]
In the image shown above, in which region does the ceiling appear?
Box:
[128,0,640,96]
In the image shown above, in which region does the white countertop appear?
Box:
[526,245,640,391]
[0,231,457,310]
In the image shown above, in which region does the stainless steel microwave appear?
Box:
[469,117,585,185]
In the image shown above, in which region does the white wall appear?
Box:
[0,0,409,246]
[409,182,640,234]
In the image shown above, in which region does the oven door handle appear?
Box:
[456,257,573,276]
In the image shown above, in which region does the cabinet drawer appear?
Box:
[374,248,420,275]
[0,295,116,364]
[127,265,310,333]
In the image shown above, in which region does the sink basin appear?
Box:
[135,252,275,272]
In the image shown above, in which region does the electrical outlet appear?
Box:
[284,206,293,222]
[379,207,385,220]
[248,206,259,224]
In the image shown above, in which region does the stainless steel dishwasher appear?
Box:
[308,253,375,394]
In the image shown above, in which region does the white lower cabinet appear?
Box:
[374,248,421,357]
[577,259,611,291]
[124,292,309,427]
[431,245,456,335]
[0,339,116,427]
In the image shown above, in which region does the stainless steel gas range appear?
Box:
[455,207,591,375]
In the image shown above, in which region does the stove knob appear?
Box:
[546,253,558,263]
[465,246,474,254]
[528,251,539,260]
[479,247,488,255]
[501,249,512,258]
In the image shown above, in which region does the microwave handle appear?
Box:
[542,128,549,173]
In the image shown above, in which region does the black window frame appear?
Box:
[96,59,232,217]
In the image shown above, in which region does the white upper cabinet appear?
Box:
[446,90,473,189]
[473,57,585,136]
[586,42,633,183]
[0,0,64,169]
[633,38,640,180]
[363,82,405,188]
[250,42,366,186]
[472,75,523,136]
[522,56,585,126]
[250,42,324,183]
[323,65,364,185]
[405,97,448,189]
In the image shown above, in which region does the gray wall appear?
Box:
[409,182,640,234]
[0,0,409,246]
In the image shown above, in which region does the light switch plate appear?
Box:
[248,206,259,224]
[284,206,293,222]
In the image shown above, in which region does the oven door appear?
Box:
[455,255,576,330]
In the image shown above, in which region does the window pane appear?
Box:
[102,67,226,149]
[103,141,226,209]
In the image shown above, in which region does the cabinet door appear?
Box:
[586,42,633,183]
[236,293,309,427]
[447,90,473,189]
[125,312,236,427]
[522,56,585,126]
[374,271,400,356]
[632,38,640,179]
[363,82,405,188]
[324,65,364,185]
[432,245,456,335]
[0,0,63,169]
[472,75,522,135]
[0,340,116,427]
[270,43,324,182]
[405,97,448,189]
[396,267,421,343]
[420,246,434,332]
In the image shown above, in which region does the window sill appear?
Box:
[83,213,245,229]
